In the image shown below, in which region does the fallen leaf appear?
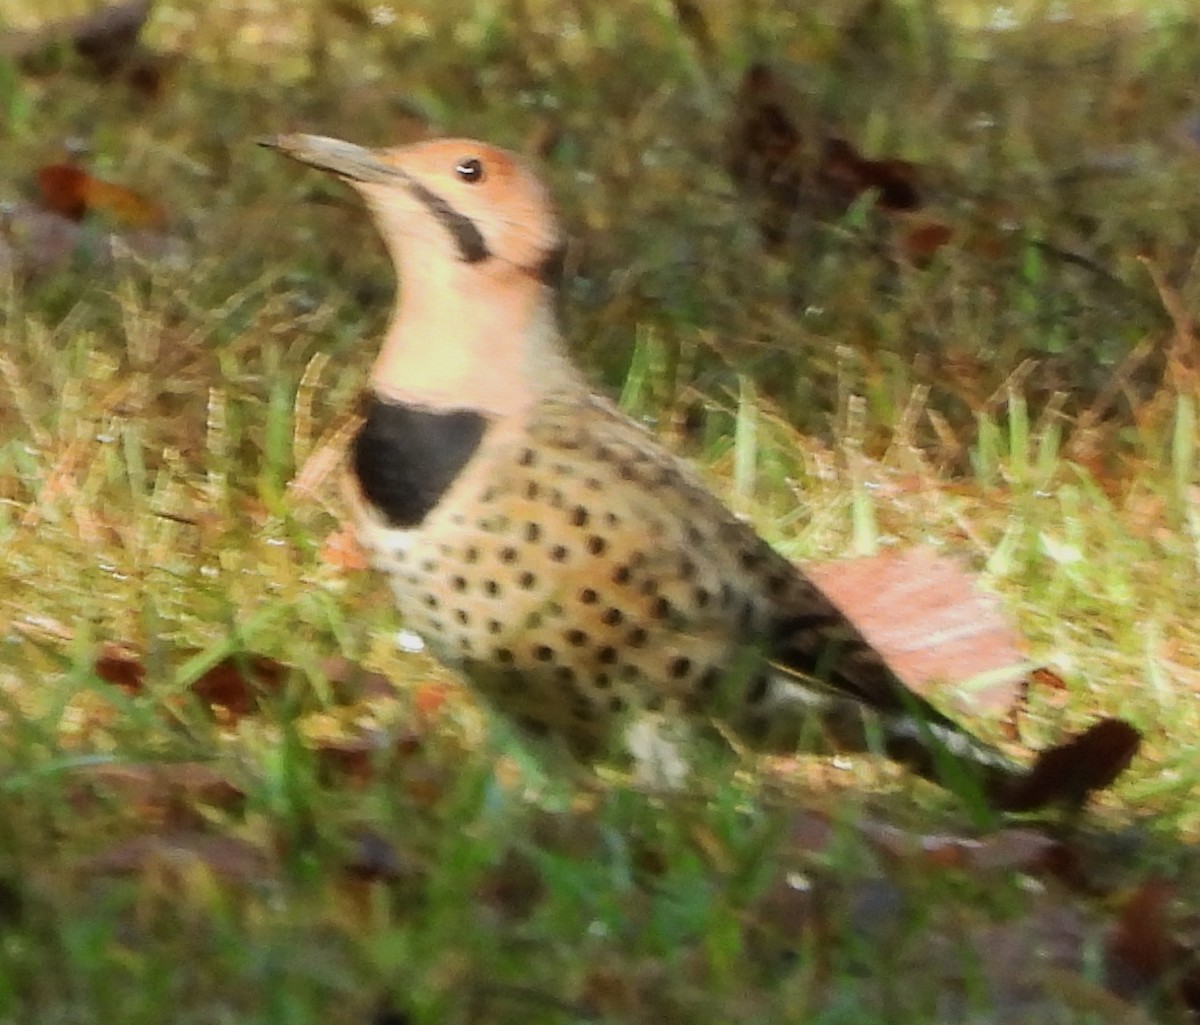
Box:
[412,680,456,719]
[80,830,271,884]
[319,654,395,703]
[862,820,1078,883]
[319,526,369,570]
[1106,878,1176,999]
[312,737,376,786]
[2,0,170,95]
[191,654,289,718]
[806,546,1029,715]
[727,62,922,245]
[37,164,167,228]
[0,0,150,65]
[898,218,955,266]
[63,0,153,73]
[67,761,244,822]
[93,647,146,694]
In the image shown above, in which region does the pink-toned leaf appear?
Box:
[806,546,1029,715]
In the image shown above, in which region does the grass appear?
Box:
[2,0,1200,1020]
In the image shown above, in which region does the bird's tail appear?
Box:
[726,663,1027,808]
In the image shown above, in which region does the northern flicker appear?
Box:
[262,133,1090,805]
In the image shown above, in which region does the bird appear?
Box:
[260,132,1098,807]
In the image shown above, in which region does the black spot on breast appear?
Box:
[668,656,692,679]
[518,714,550,737]
[766,572,791,597]
[353,394,487,528]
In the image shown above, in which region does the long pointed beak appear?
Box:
[259,134,403,185]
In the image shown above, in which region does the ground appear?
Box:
[1,0,1200,1021]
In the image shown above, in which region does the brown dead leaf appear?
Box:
[861,820,1079,884]
[93,647,146,694]
[403,765,450,809]
[806,546,1029,716]
[313,737,376,787]
[37,164,166,228]
[63,0,152,73]
[67,761,244,823]
[312,726,423,788]
[1106,878,1176,999]
[319,525,369,571]
[1,0,149,64]
[727,63,922,246]
[898,218,955,266]
[1000,718,1141,812]
[80,830,271,884]
[319,654,397,704]
[191,654,288,718]
[2,0,171,96]
[412,680,457,719]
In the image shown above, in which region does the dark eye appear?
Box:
[455,157,485,183]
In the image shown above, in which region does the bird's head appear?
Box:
[263,133,575,413]
[263,134,564,290]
